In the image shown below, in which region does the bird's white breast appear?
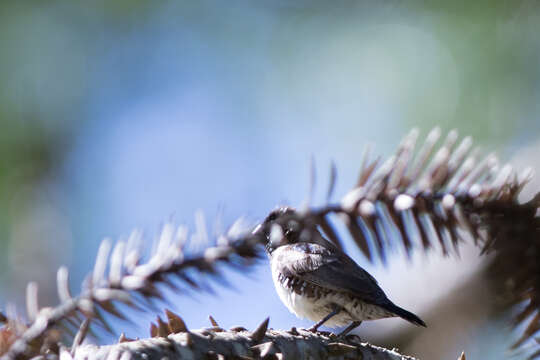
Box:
[271,256,332,323]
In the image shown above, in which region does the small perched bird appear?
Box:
[254,207,426,336]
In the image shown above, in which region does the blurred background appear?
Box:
[1,1,540,358]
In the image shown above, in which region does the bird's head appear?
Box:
[252,206,336,254]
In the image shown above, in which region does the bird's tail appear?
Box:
[383,302,426,327]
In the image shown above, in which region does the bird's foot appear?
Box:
[337,320,362,338]
[302,326,331,336]
[336,332,362,343]
[306,325,319,333]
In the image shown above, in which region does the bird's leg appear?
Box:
[307,305,342,332]
[338,321,362,337]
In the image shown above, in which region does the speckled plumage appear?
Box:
[258,207,426,331]
[270,245,394,327]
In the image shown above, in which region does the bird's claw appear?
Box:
[306,326,319,333]
[336,333,362,343]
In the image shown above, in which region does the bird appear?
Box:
[253,206,426,336]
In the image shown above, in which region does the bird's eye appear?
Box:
[284,229,292,240]
[267,212,278,222]
[284,229,298,243]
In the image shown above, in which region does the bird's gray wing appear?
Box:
[274,243,389,304]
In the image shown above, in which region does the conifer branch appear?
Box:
[1,128,539,359]
[256,128,540,357]
[1,220,264,360]
[74,312,416,360]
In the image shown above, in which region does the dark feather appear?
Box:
[381,302,426,327]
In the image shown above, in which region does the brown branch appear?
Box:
[71,326,417,360]
[1,221,265,360]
